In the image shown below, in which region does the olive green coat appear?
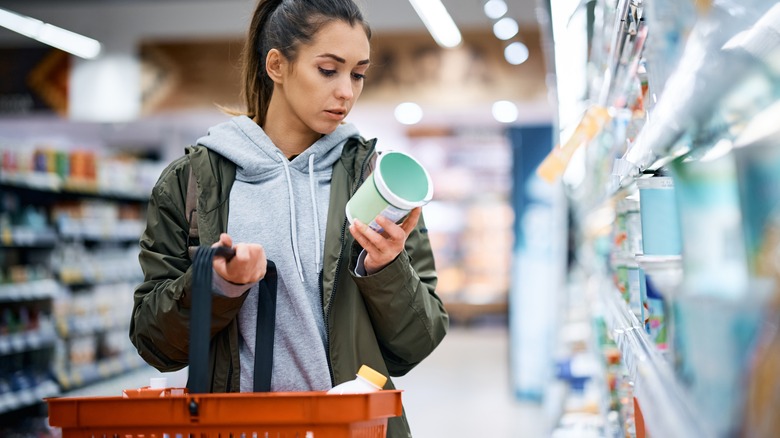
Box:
[130,136,449,437]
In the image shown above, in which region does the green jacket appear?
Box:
[130,136,449,437]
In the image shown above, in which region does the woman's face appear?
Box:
[276,20,370,135]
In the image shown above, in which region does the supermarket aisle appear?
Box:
[395,325,549,438]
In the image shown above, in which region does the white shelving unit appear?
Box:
[546,0,780,436]
[598,280,707,437]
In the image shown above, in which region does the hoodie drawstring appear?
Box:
[277,152,305,283]
[309,154,322,273]
[276,152,322,283]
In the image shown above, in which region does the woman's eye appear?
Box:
[352,72,366,81]
[318,67,336,77]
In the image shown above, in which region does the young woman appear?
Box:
[129,0,449,436]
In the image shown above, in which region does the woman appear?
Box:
[129,0,449,436]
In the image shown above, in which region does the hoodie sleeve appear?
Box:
[349,213,449,376]
[129,157,248,372]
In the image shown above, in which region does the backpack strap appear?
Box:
[186,163,200,260]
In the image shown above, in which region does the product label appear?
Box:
[368,205,410,233]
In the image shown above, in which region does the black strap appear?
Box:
[188,246,220,394]
[188,246,277,394]
[253,260,277,392]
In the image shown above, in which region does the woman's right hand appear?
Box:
[211,233,267,284]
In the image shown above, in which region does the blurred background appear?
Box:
[1,0,780,437]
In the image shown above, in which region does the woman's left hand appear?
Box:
[349,207,421,275]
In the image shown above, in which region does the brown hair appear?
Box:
[234,0,371,124]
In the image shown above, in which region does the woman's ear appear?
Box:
[266,49,285,84]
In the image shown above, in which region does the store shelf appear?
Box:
[0,279,60,303]
[0,323,57,356]
[55,314,128,339]
[0,175,149,203]
[0,227,58,249]
[599,283,709,438]
[0,378,60,416]
[55,352,147,392]
[57,219,145,243]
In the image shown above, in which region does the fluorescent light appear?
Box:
[492,100,518,123]
[408,0,462,48]
[493,17,519,40]
[484,0,508,19]
[394,102,424,125]
[505,42,529,65]
[0,7,101,59]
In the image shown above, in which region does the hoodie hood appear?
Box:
[196,115,359,182]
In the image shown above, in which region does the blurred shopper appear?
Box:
[129,0,448,436]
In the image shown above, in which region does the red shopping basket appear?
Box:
[46,246,403,437]
[46,389,403,437]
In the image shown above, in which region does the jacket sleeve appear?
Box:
[349,213,449,376]
[129,158,247,372]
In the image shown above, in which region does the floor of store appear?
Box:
[395,324,549,437]
[60,324,549,438]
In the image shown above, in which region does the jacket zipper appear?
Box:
[226,360,233,392]
[323,140,375,386]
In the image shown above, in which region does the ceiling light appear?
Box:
[408,0,462,48]
[505,42,529,65]
[492,100,518,123]
[493,17,519,41]
[395,102,424,125]
[0,7,101,59]
[484,0,508,19]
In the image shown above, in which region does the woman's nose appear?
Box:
[334,77,354,100]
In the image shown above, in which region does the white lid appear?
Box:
[636,176,674,189]
[373,151,434,210]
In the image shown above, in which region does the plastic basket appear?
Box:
[46,248,401,437]
[46,389,402,438]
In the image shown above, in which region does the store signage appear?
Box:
[0,47,69,115]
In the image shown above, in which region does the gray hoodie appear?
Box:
[196,115,360,392]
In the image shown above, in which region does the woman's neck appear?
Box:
[263,101,323,159]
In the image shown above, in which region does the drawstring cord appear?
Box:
[309,154,322,273]
[277,152,305,283]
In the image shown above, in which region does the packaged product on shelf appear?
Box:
[641,0,696,100]
[610,257,642,321]
[732,99,780,438]
[641,271,667,352]
[674,294,764,438]
[670,149,749,299]
[636,175,681,256]
[614,197,642,257]
[733,100,780,278]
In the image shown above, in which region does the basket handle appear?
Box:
[189,246,277,394]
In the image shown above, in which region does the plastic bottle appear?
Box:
[326,365,387,395]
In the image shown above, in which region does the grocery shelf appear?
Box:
[0,227,58,249]
[0,177,149,203]
[0,324,57,356]
[55,352,147,392]
[0,378,59,416]
[599,282,709,438]
[55,314,129,339]
[0,279,60,303]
